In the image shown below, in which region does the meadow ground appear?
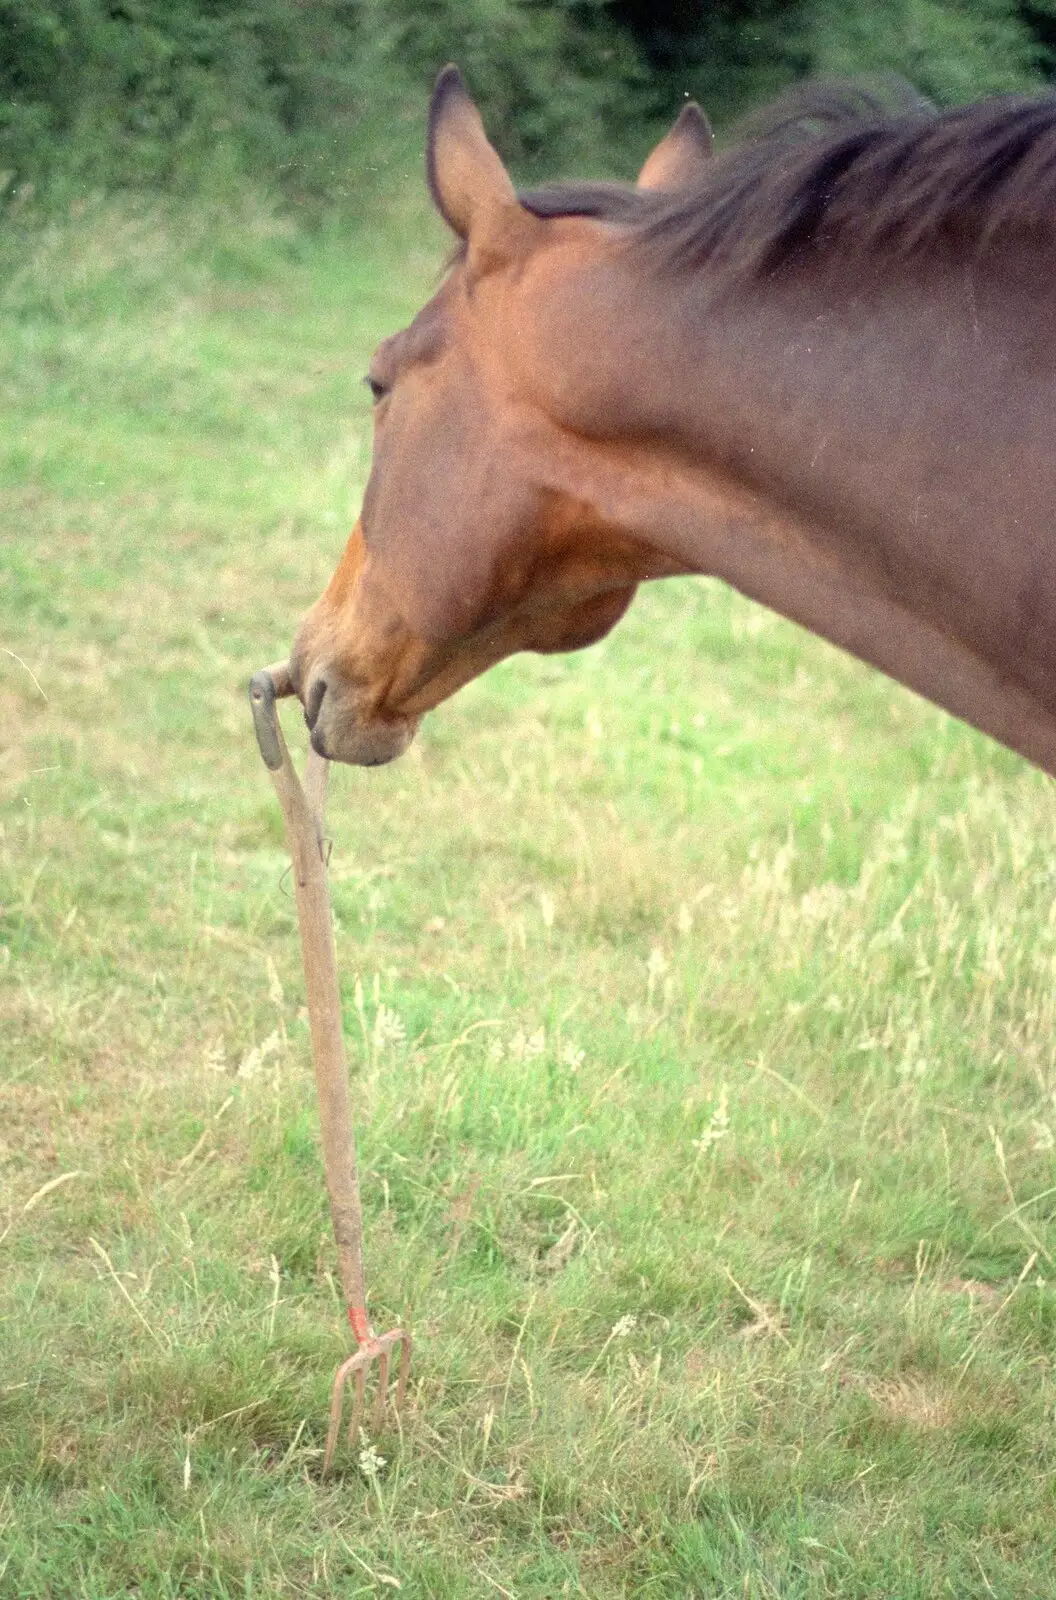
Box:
[1,192,1055,1599]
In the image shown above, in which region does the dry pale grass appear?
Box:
[1,198,1054,1598]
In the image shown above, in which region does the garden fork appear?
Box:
[249,662,411,1475]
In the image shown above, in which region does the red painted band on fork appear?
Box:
[348,1305,372,1344]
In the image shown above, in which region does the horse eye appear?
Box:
[364,375,388,404]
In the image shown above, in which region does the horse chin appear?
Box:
[309,708,419,767]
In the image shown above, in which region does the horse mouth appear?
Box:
[304,687,419,766]
[309,724,410,766]
[291,630,422,766]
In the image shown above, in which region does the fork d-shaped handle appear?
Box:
[248,663,371,1334]
[249,662,291,770]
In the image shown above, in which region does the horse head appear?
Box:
[289,67,711,764]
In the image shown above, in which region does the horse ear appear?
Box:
[636,103,713,191]
[427,65,516,239]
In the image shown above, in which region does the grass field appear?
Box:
[2,191,1055,1599]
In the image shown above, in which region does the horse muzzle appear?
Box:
[297,669,419,766]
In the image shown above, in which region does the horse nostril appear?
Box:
[304,676,327,731]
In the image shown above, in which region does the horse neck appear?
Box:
[534,242,1051,594]
[524,242,1056,772]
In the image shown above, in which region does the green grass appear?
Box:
[2,191,1055,1599]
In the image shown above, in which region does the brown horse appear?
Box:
[289,67,1056,774]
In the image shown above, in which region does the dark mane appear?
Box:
[519,81,1056,282]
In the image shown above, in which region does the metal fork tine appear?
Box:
[348,1361,367,1447]
[372,1349,392,1432]
[325,1352,355,1476]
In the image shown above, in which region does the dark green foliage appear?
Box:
[613,0,1056,124]
[358,0,653,170]
[0,0,401,205]
[801,0,1043,103]
[2,1,1055,210]
[0,0,650,207]
[612,0,814,127]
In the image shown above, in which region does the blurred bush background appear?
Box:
[2,0,1056,215]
